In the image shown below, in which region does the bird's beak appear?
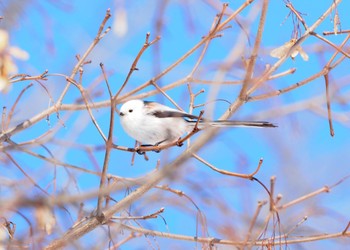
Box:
[119,112,124,116]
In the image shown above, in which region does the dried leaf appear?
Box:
[35,206,56,235]
[0,224,10,249]
[0,30,9,52]
[0,76,10,93]
[270,38,308,61]
[113,8,128,37]
[8,47,29,60]
[298,47,309,61]
[0,29,29,93]
[334,11,340,35]
[270,39,297,59]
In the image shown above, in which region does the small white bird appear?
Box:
[119,99,276,146]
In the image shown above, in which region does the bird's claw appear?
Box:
[175,137,184,147]
[192,127,200,133]
[136,148,145,155]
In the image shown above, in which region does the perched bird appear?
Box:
[119,99,276,146]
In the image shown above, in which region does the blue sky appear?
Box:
[1,0,350,249]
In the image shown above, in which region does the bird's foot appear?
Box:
[136,148,145,155]
[176,138,184,147]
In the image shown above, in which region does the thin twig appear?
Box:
[192,154,263,179]
[65,77,107,142]
[113,33,161,101]
[6,83,33,129]
[239,0,268,101]
[244,200,268,246]
[119,222,350,246]
[57,9,111,105]
[9,70,48,83]
[286,2,308,30]
[4,152,50,196]
[277,186,330,210]
[111,207,165,220]
[323,29,350,36]
[311,32,350,58]
[324,73,335,136]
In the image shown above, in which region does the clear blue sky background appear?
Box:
[1,0,350,249]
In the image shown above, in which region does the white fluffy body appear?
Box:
[119,99,189,145]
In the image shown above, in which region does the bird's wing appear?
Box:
[143,101,200,120]
[151,110,200,120]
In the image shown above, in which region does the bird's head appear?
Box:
[119,99,144,118]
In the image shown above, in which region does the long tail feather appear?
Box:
[188,120,277,128]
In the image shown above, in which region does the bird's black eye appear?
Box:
[128,109,133,113]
